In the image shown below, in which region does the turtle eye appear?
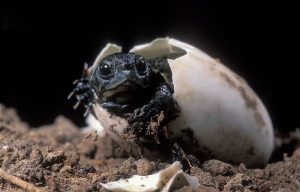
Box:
[135,57,148,76]
[99,63,113,80]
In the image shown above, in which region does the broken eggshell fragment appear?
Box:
[89,38,274,167]
[100,161,200,192]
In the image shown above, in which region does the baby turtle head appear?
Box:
[90,53,152,105]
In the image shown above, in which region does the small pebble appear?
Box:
[202,159,235,176]
[135,159,153,176]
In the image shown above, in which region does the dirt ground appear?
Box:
[0,104,299,192]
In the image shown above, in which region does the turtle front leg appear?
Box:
[68,77,95,116]
[68,63,95,116]
[128,82,174,124]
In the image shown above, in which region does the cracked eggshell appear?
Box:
[90,38,274,167]
[100,161,200,192]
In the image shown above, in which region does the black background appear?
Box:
[1,1,299,132]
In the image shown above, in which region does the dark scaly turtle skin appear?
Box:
[69,53,175,124]
[69,52,199,167]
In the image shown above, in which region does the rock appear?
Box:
[135,158,154,176]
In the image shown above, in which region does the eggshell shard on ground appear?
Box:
[90,38,275,167]
[100,162,200,192]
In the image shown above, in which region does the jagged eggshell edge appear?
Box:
[89,38,274,167]
[130,38,274,167]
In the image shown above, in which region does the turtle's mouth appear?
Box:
[101,81,143,104]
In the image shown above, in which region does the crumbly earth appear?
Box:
[0,104,299,192]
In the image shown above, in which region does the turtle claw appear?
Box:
[69,63,95,115]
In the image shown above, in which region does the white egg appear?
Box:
[89,38,274,167]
